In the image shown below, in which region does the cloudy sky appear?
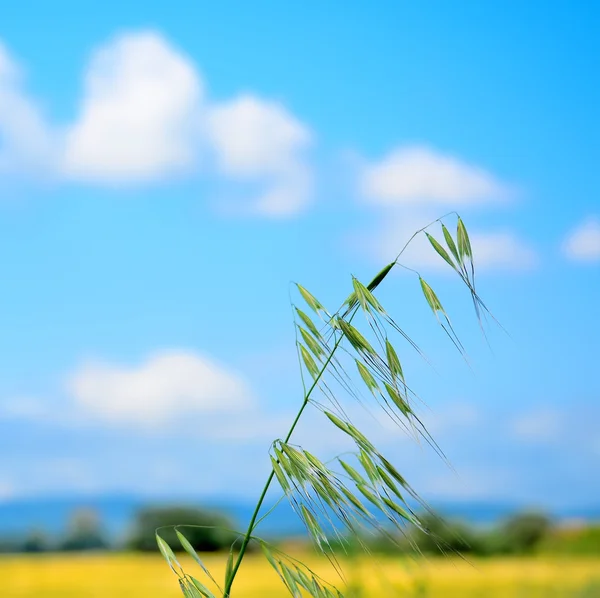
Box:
[0,1,598,510]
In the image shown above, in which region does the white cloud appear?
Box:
[208,95,310,177]
[365,214,537,273]
[0,397,47,420]
[563,217,600,263]
[424,401,481,436]
[0,42,55,174]
[62,31,204,183]
[355,146,534,273]
[511,408,562,444]
[0,479,15,501]
[468,231,538,271]
[0,31,314,216]
[419,466,515,501]
[208,95,312,216]
[67,350,253,426]
[361,146,508,206]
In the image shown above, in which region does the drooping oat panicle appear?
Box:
[158,214,495,598]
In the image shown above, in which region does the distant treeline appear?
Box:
[0,506,235,554]
[0,505,598,556]
[336,511,600,557]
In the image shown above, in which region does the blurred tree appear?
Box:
[411,512,480,554]
[540,523,600,554]
[22,528,50,553]
[128,506,236,552]
[499,511,551,553]
[61,508,108,551]
[0,537,20,553]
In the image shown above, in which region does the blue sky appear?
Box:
[0,1,598,511]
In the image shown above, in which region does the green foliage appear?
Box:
[130,507,235,553]
[496,511,552,554]
[411,512,479,555]
[22,529,51,553]
[60,508,108,552]
[411,511,552,556]
[326,509,555,557]
[541,525,600,555]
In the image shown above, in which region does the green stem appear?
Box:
[223,328,347,596]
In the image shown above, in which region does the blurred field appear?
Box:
[2,553,600,597]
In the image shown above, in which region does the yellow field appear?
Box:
[1,553,599,597]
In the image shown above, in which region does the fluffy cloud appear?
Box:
[361,146,507,206]
[62,32,204,182]
[0,478,15,500]
[366,214,537,273]
[354,145,535,273]
[208,95,312,216]
[0,396,48,420]
[467,231,538,271]
[0,32,313,216]
[511,408,562,444]
[562,217,600,263]
[67,350,253,426]
[417,466,516,501]
[0,42,55,174]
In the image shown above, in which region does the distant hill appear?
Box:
[0,494,598,542]
[0,495,300,541]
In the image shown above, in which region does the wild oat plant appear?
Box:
[157,215,492,597]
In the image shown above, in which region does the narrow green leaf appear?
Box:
[271,456,291,493]
[298,327,324,358]
[357,484,382,509]
[339,459,366,486]
[297,284,325,314]
[345,422,375,451]
[156,533,181,574]
[303,450,326,473]
[376,465,405,501]
[312,480,338,510]
[385,339,404,382]
[279,561,302,597]
[180,579,205,598]
[340,486,370,517]
[426,232,456,270]
[442,224,460,264]
[295,308,322,339]
[419,278,444,313]
[366,261,395,292]
[299,344,320,378]
[379,456,408,488]
[351,278,370,312]
[457,217,473,261]
[261,543,290,589]
[261,542,282,574]
[175,530,218,586]
[224,546,235,587]
[286,565,305,589]
[344,291,359,312]
[301,504,324,545]
[281,445,310,476]
[190,577,216,598]
[295,567,313,592]
[353,277,385,314]
[381,496,417,524]
[278,445,308,483]
[324,411,350,434]
[179,580,192,598]
[358,450,380,484]
[356,360,379,393]
[337,319,376,355]
[384,382,410,416]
